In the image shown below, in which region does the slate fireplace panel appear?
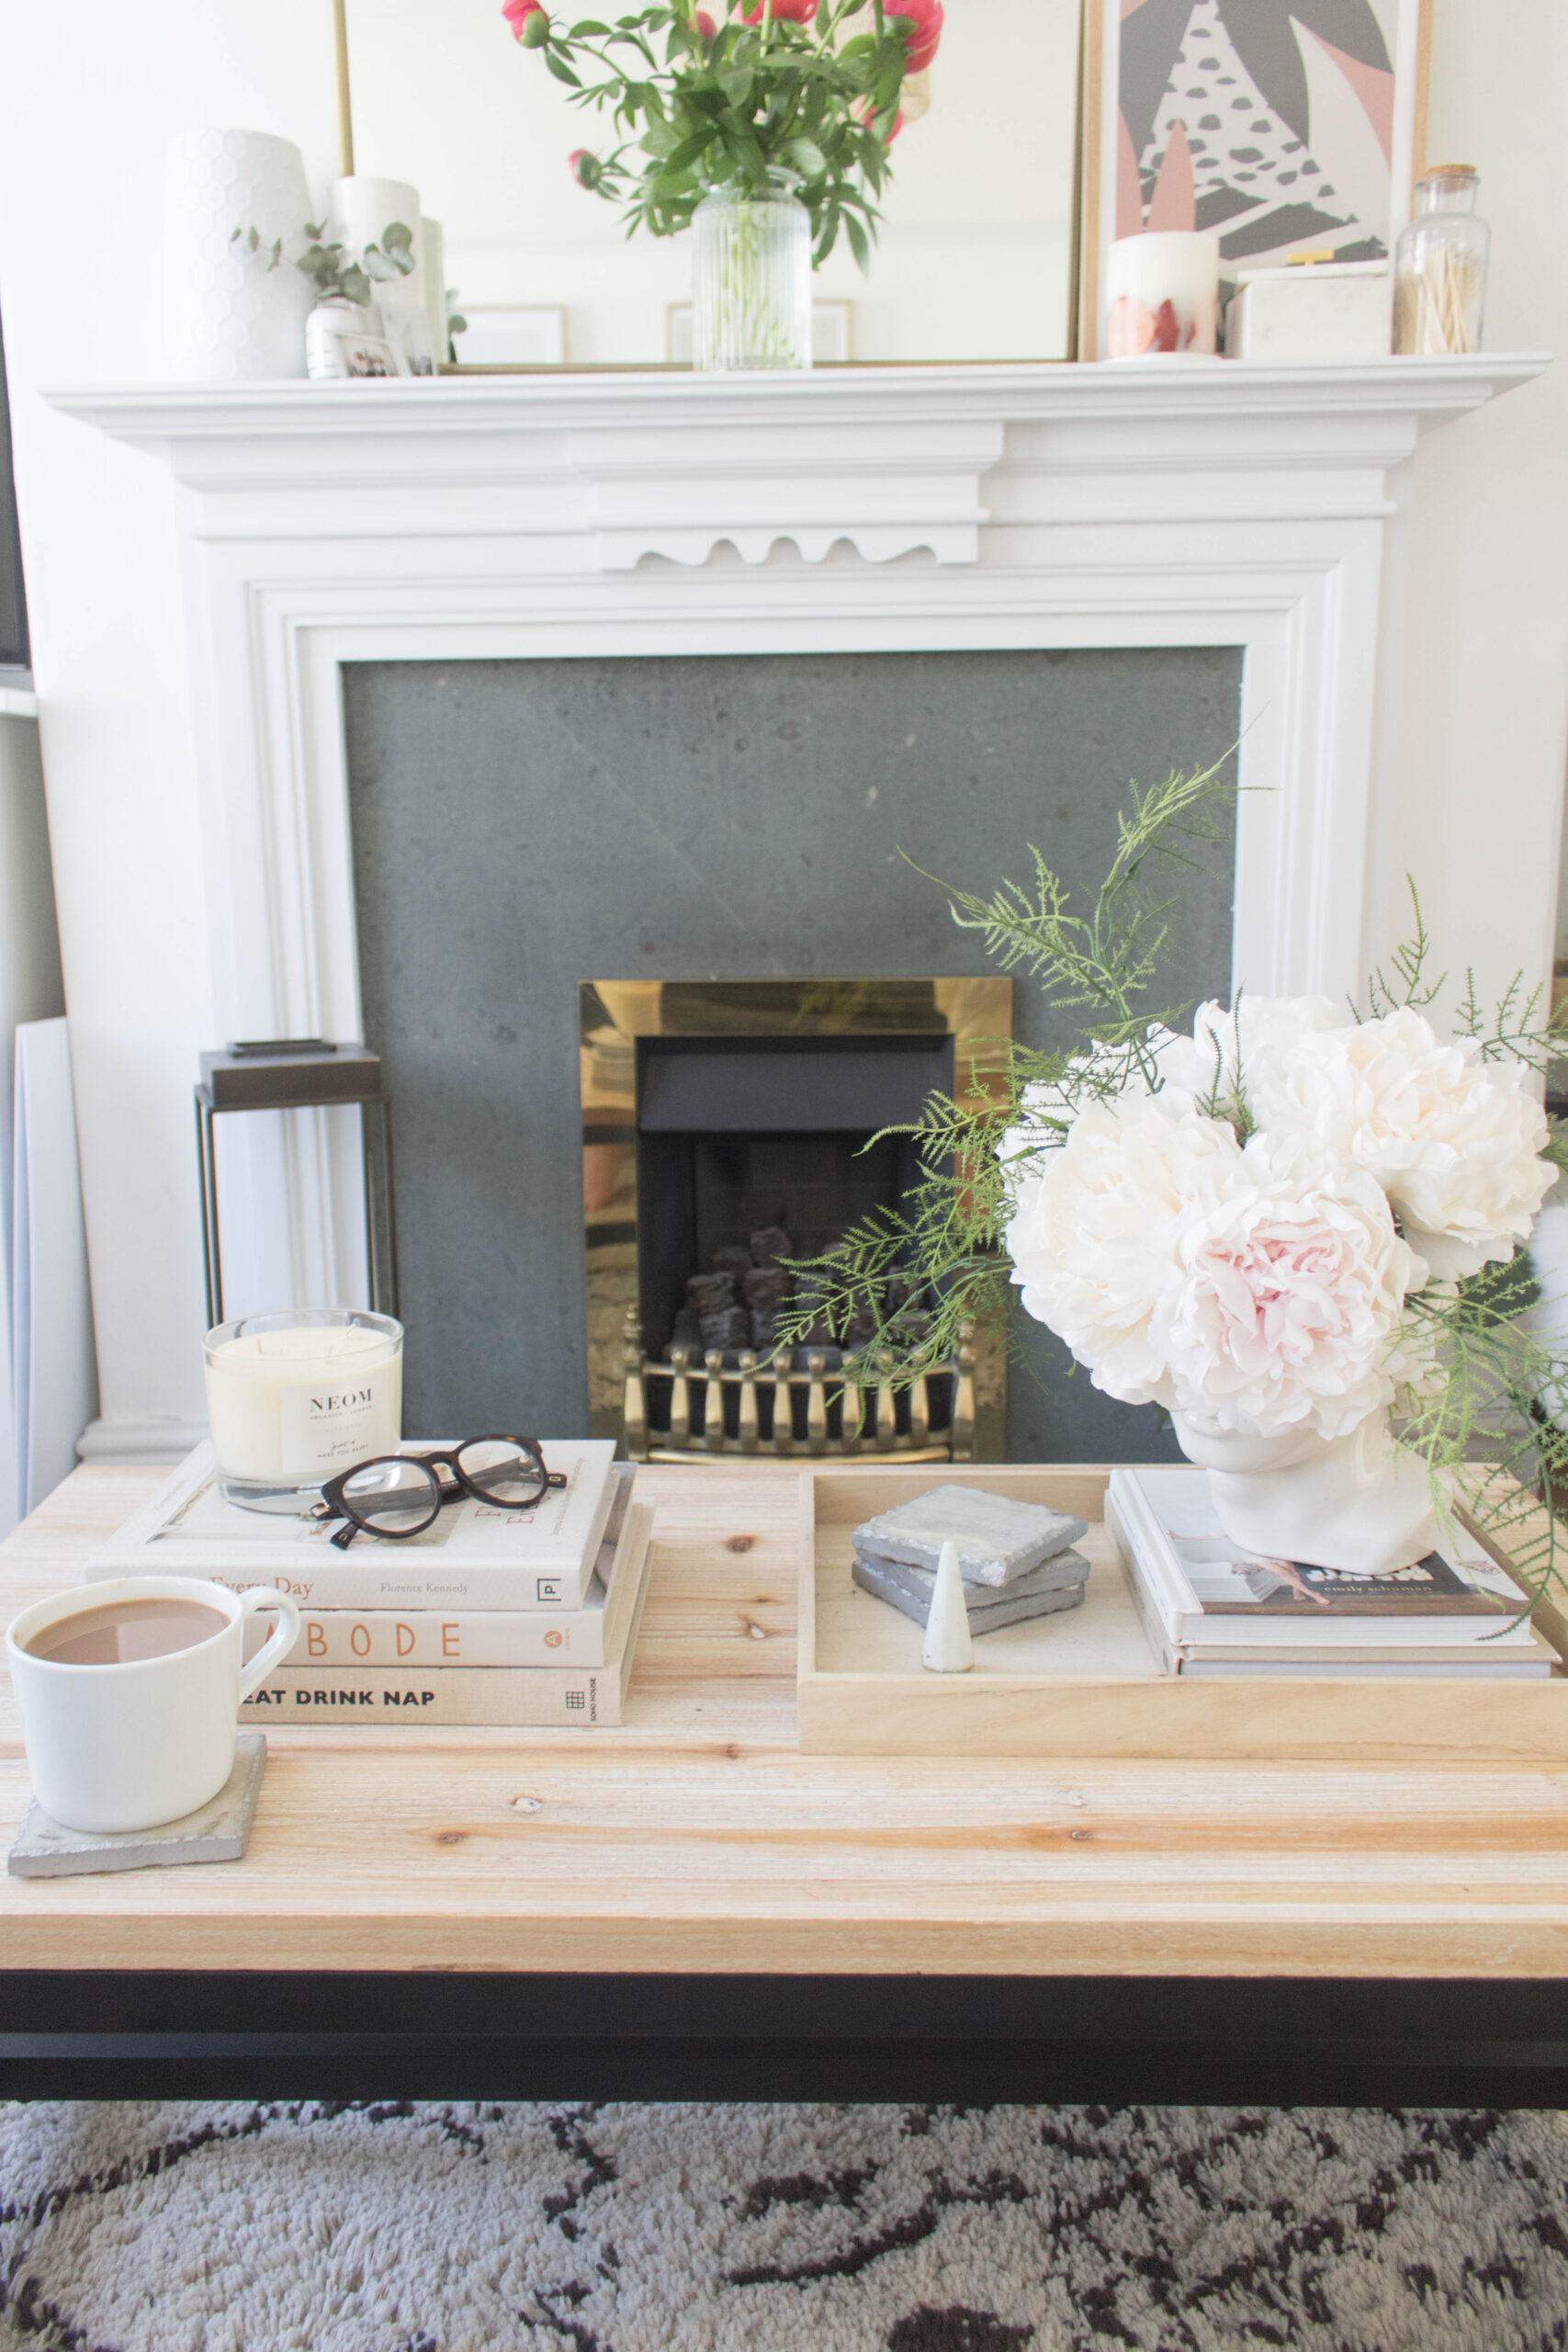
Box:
[344,645,1241,1458]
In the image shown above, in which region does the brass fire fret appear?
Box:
[581,976,1011,1459]
[621,1306,977,1464]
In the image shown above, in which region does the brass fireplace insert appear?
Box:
[580,976,1010,1461]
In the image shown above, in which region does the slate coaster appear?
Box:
[852,1486,1089,1587]
[855,1544,1090,1611]
[852,1553,1089,1634]
[8,1734,266,1879]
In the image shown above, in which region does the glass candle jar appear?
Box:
[202,1307,404,1512]
[1393,165,1491,356]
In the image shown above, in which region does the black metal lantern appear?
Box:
[194,1040,399,1325]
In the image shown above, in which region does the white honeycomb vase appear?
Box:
[164,129,314,382]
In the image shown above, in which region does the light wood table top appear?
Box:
[3,1463,1567,1978]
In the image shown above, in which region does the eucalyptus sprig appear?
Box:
[295,220,418,310]
[509,0,931,267]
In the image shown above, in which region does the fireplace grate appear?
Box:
[621,1307,975,1463]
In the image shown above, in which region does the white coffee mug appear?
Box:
[6,1576,300,1833]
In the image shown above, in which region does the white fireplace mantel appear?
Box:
[48,354,1547,1324]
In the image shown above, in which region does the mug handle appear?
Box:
[237,1586,303,1701]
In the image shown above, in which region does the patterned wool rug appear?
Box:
[3,2099,1567,2352]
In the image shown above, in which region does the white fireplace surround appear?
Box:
[49,355,1543,1454]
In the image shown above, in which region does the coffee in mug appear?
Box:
[6,1575,301,1834]
[21,1597,231,1668]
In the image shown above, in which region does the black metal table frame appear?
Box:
[5,1973,1567,2107]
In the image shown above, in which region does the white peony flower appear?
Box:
[1004,1026,1191,1138]
[1156,1129,1423,1439]
[1001,1088,1238,1406]
[1252,1005,1555,1281]
[1160,994,1344,1106]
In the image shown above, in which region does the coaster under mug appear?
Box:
[6,1576,299,1834]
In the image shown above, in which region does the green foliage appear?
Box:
[773,753,1243,1379]
[519,1,921,266]
[294,219,417,310]
[227,224,284,272]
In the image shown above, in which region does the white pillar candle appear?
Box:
[203,1312,403,1491]
[1106,232,1220,358]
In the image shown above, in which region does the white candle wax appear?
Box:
[1106,232,1220,357]
[204,1322,402,1483]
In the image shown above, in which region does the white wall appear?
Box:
[0,0,1565,1451]
[0,4,347,1451]
[1369,0,1568,1018]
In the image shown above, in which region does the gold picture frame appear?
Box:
[1076,0,1434,363]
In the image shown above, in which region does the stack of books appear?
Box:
[1109,1464,1560,1679]
[85,1441,654,1724]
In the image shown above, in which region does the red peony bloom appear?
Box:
[742,0,818,22]
[502,0,550,41]
[694,8,718,33]
[859,97,904,143]
[886,0,942,71]
[569,148,603,188]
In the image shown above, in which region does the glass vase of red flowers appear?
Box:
[502,0,942,368]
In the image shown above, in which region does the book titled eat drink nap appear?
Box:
[85,1439,618,1611]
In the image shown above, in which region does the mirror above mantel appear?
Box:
[343,0,1085,366]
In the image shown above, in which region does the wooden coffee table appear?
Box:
[4,1462,1568,2104]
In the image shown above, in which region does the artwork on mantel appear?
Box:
[1079,0,1432,356]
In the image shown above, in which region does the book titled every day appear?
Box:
[85,1439,618,1611]
[241,1504,656,1727]
[255,1472,639,1668]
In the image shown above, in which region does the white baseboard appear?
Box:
[76,1416,205,1464]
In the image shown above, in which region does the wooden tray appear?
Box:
[796,1464,1568,1760]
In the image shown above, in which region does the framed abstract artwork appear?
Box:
[1077,0,1432,356]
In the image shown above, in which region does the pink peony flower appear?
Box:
[694,8,718,33]
[569,149,602,188]
[1157,1130,1420,1439]
[742,0,818,21]
[886,0,942,71]
[502,0,551,41]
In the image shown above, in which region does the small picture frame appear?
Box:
[380,306,438,379]
[322,328,407,380]
[450,306,569,367]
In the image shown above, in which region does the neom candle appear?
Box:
[1106,231,1220,357]
[202,1309,403,1507]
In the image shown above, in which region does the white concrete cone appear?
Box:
[921,1539,974,1673]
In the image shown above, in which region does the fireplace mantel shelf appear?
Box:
[49,353,1547,571]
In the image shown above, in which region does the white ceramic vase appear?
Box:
[1170,1407,1438,1576]
[164,128,313,381]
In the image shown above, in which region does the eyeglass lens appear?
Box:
[455,1440,547,1506]
[340,1456,441,1536]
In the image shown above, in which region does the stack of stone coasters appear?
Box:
[851,1486,1091,1634]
